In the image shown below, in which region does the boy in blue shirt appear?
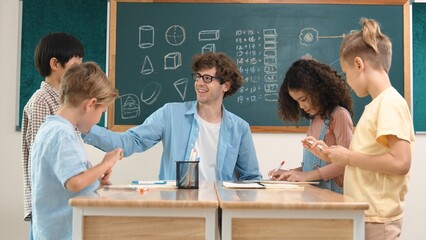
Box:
[30,62,123,240]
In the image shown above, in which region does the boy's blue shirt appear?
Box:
[84,101,262,181]
[31,115,99,240]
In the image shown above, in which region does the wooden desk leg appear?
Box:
[72,207,83,240]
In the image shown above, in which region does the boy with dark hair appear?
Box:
[21,32,84,239]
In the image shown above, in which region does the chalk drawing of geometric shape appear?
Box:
[174,78,188,100]
[164,52,182,70]
[140,55,154,75]
[120,94,140,119]
[300,27,319,46]
[198,30,220,41]
[165,25,186,46]
[202,43,215,53]
[141,82,162,105]
[139,25,154,48]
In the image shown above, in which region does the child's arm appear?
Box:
[326,135,411,175]
[65,148,123,192]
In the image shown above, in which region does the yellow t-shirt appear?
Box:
[344,87,415,223]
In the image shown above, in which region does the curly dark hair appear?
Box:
[191,52,243,98]
[278,59,353,123]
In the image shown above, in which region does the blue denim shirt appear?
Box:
[84,101,262,181]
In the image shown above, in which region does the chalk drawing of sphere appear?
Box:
[165,25,186,46]
[299,28,319,46]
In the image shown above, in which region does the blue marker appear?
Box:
[131,180,167,185]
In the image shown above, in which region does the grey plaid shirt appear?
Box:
[21,81,59,221]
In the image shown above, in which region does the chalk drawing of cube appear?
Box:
[202,43,216,53]
[164,52,182,70]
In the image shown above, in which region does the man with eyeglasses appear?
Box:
[83,52,262,181]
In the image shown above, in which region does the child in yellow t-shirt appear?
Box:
[322,18,415,240]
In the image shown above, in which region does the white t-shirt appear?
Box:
[195,116,221,181]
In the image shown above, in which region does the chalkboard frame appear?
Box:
[413,3,426,133]
[107,0,411,133]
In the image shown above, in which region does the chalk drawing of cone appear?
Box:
[174,78,188,100]
[140,55,154,75]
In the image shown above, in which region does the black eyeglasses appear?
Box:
[191,73,224,83]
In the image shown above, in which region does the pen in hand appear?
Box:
[269,161,285,179]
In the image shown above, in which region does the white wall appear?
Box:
[1,0,425,239]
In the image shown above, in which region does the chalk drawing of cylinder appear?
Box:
[139,25,154,48]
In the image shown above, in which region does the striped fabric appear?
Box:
[21,81,60,221]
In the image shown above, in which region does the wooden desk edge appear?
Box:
[219,201,369,210]
[69,198,219,208]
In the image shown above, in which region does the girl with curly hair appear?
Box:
[268,59,353,193]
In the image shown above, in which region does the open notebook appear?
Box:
[242,179,319,185]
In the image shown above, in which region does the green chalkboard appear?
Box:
[413,3,426,133]
[109,0,409,132]
[18,0,108,130]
